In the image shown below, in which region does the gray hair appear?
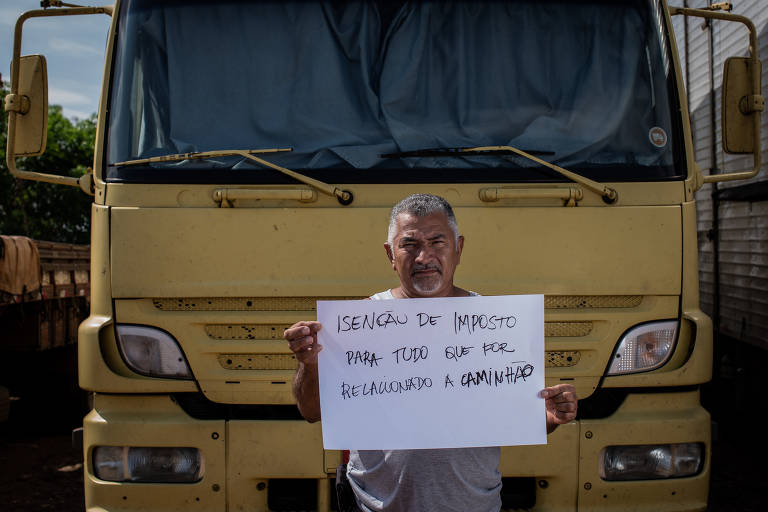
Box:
[386,194,459,247]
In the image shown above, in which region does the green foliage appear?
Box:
[0,81,94,244]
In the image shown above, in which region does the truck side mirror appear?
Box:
[3,5,110,192]
[5,54,48,157]
[722,56,763,154]
[670,6,763,185]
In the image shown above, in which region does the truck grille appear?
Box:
[153,297,364,311]
[206,321,593,340]
[130,294,663,402]
[154,295,643,311]
[216,351,581,370]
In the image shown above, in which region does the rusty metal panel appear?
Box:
[51,301,67,348]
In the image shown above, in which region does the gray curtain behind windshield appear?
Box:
[380,2,662,168]
[110,1,392,169]
[108,0,676,173]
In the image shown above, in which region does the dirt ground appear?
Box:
[0,430,84,512]
[0,340,765,512]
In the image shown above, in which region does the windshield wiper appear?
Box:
[114,148,353,205]
[381,147,555,158]
[382,145,618,204]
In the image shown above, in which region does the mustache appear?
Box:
[412,263,441,274]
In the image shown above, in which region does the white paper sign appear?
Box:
[317,294,545,450]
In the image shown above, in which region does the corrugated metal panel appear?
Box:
[682,0,715,174]
[717,201,768,346]
[672,1,768,348]
[671,15,687,90]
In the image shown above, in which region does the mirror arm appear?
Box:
[4,94,30,115]
[702,110,761,184]
[5,141,80,187]
[5,5,111,189]
[670,6,762,183]
[5,119,93,192]
[10,6,113,97]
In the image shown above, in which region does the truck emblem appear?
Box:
[649,127,668,148]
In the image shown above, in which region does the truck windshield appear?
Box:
[105,0,684,184]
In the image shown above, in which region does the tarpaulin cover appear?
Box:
[0,236,41,299]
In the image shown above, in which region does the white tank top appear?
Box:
[347,289,502,512]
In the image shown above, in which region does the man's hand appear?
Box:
[284,321,323,422]
[541,384,577,434]
[284,321,323,365]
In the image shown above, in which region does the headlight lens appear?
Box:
[116,325,193,379]
[600,443,704,481]
[607,320,678,375]
[93,446,203,483]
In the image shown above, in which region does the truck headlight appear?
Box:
[607,320,677,375]
[600,443,704,481]
[93,446,203,483]
[116,325,193,379]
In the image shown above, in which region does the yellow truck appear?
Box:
[4,1,764,510]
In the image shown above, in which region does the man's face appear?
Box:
[385,211,464,298]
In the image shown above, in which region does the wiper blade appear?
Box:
[114,147,293,166]
[463,145,617,203]
[383,145,617,204]
[114,148,353,205]
[381,147,555,158]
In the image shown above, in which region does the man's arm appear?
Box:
[541,384,578,434]
[284,321,323,422]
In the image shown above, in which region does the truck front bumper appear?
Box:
[84,389,709,512]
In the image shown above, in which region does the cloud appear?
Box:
[49,86,92,106]
[62,107,93,121]
[48,37,103,56]
[0,7,25,28]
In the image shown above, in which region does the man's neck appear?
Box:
[391,285,470,299]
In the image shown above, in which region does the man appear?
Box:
[285,193,578,512]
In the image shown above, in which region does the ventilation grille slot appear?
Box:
[217,352,580,370]
[206,324,292,340]
[219,354,297,370]
[546,351,581,367]
[544,295,642,309]
[156,295,641,311]
[545,322,592,337]
[206,321,593,340]
[153,297,365,311]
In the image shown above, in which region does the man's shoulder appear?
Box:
[369,289,480,300]
[370,290,394,301]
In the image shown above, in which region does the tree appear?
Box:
[1,80,95,244]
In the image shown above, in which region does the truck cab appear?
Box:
[4,1,763,510]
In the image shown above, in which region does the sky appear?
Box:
[1,0,110,120]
